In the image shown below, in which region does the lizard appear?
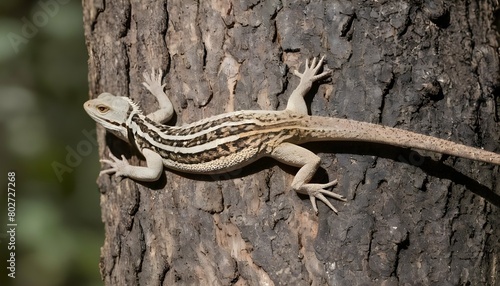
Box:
[84,56,500,214]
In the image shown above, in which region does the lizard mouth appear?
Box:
[83,101,96,117]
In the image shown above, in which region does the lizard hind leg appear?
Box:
[270,142,346,214]
[285,56,332,115]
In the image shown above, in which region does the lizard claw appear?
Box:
[142,68,165,94]
[99,152,130,177]
[293,56,331,84]
[301,180,346,214]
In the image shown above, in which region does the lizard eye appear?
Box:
[97,105,110,113]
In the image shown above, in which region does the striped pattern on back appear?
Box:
[128,110,309,169]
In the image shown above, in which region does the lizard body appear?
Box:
[84,57,500,213]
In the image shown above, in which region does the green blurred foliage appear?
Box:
[0,1,103,285]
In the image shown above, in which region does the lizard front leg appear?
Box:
[142,68,175,123]
[100,148,164,182]
[270,142,346,213]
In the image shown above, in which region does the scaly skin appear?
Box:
[84,57,500,214]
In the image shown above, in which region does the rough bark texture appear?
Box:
[82,1,500,285]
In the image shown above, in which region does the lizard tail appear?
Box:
[301,116,500,166]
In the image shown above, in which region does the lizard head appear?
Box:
[84,93,141,141]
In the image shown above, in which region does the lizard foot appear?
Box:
[293,56,331,84]
[299,180,346,214]
[99,152,130,178]
[142,68,166,96]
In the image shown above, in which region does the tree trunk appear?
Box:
[82,1,500,285]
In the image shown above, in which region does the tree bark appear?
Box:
[83,1,500,285]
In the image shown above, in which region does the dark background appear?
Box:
[0,1,102,285]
